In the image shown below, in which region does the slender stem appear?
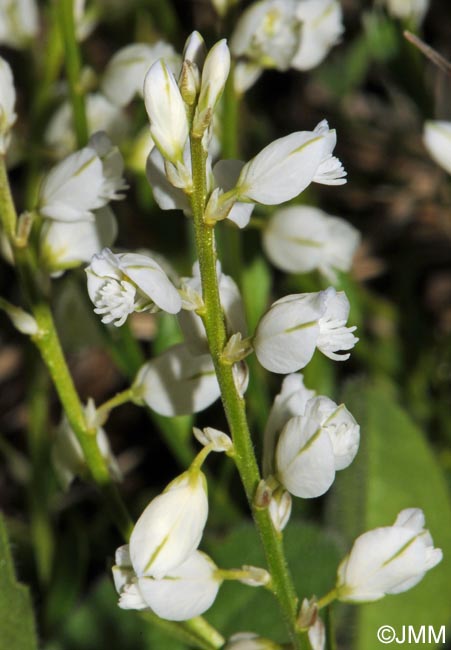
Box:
[182,617,225,650]
[96,387,136,421]
[141,612,223,650]
[317,589,338,610]
[189,134,306,649]
[56,0,89,147]
[0,156,17,239]
[217,68,244,283]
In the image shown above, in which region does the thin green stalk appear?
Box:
[0,157,17,239]
[56,0,89,147]
[190,134,306,649]
[217,69,244,282]
[141,612,224,650]
[96,387,136,421]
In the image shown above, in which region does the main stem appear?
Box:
[190,135,306,649]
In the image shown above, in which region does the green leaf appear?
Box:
[331,380,451,649]
[0,512,38,650]
[205,521,342,642]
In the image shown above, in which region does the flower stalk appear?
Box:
[55,0,89,147]
[189,134,307,649]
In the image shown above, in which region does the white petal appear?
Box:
[423,121,451,175]
[263,205,327,273]
[291,0,343,71]
[236,131,327,204]
[276,415,336,498]
[129,472,208,579]
[0,57,16,153]
[144,60,189,163]
[263,372,315,475]
[254,293,326,373]
[40,206,117,271]
[133,343,220,416]
[138,551,220,620]
[102,42,180,107]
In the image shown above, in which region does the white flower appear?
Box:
[101,42,180,108]
[137,550,221,620]
[262,205,360,281]
[233,61,263,94]
[336,508,442,602]
[0,57,16,154]
[211,159,255,228]
[230,0,302,72]
[38,132,127,222]
[423,120,451,175]
[254,287,357,374]
[129,470,209,579]
[193,39,231,135]
[74,0,97,41]
[40,206,117,273]
[143,59,189,163]
[275,395,359,498]
[263,373,315,475]
[233,121,345,206]
[45,94,128,158]
[0,0,38,49]
[292,0,343,71]
[86,248,181,326]
[133,343,220,416]
[113,546,221,620]
[383,0,429,23]
[179,261,247,354]
[52,400,121,490]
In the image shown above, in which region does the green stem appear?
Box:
[141,612,223,650]
[189,135,305,649]
[96,387,136,421]
[56,0,89,147]
[217,68,244,283]
[0,156,17,239]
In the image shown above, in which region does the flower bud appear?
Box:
[133,343,220,416]
[268,488,292,532]
[336,509,442,602]
[193,426,233,453]
[238,565,271,586]
[0,297,39,336]
[129,470,209,579]
[0,57,16,154]
[254,287,357,374]
[183,31,207,69]
[193,39,231,136]
[423,120,451,175]
[86,248,181,326]
[144,60,189,163]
